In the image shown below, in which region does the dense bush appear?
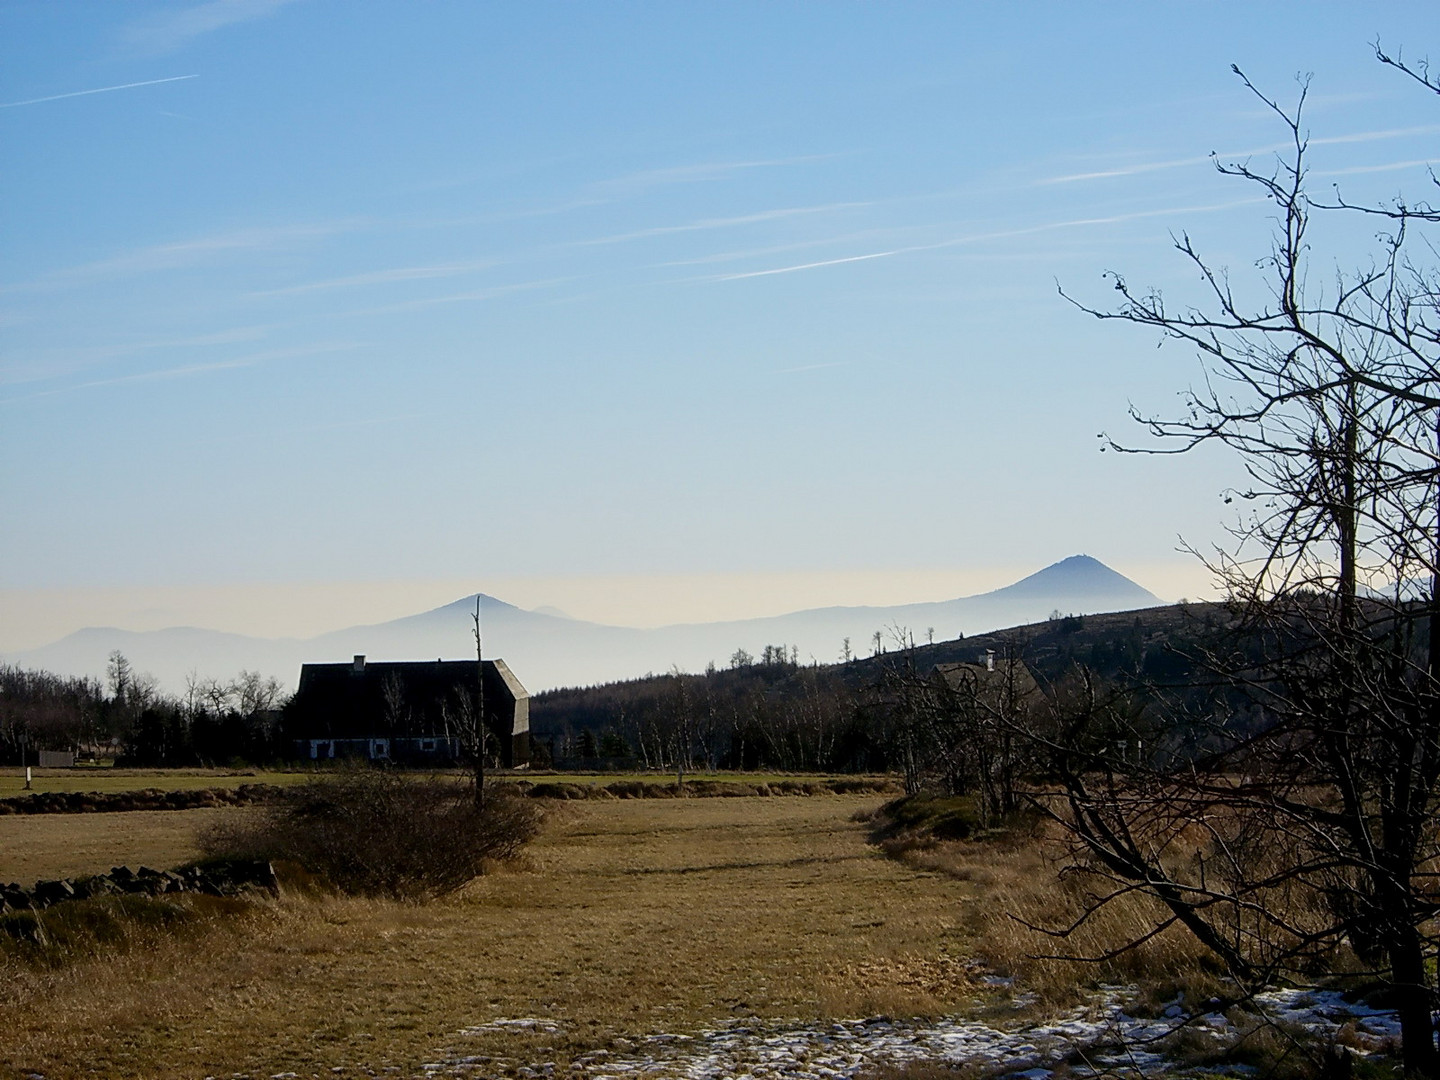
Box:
[202,769,542,899]
[873,794,983,842]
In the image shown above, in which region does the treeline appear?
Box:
[0,652,288,767]
[534,647,884,772]
[3,606,1216,772]
[529,608,1217,775]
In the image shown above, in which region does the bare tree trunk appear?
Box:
[471,597,486,810]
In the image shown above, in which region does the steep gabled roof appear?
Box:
[486,657,529,703]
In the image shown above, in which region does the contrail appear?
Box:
[718,250,902,281]
[0,74,198,110]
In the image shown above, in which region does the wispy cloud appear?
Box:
[251,261,498,298]
[577,203,869,247]
[402,156,852,231]
[332,278,571,318]
[1314,159,1437,178]
[1038,125,1440,186]
[776,361,849,374]
[392,196,612,230]
[713,198,1265,282]
[1,326,275,387]
[121,0,298,56]
[0,342,362,404]
[25,221,363,287]
[197,409,434,446]
[718,250,903,281]
[658,228,919,269]
[1309,124,1440,148]
[1037,154,1216,185]
[0,74,198,110]
[593,154,844,198]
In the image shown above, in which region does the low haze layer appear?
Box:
[2,555,1161,692]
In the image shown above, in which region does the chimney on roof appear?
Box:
[353,654,365,673]
[984,650,995,672]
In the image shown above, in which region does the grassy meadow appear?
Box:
[0,767,315,797]
[0,807,244,882]
[0,767,881,798]
[0,792,999,1080]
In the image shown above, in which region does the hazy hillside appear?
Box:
[531,599,1211,743]
[3,555,1162,694]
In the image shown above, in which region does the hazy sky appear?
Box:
[4,2,1439,648]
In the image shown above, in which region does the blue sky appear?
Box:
[4,2,1440,646]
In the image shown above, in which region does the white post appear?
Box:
[24,766,32,790]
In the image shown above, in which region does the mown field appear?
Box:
[0,793,987,1080]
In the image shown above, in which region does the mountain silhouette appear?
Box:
[985,554,1159,604]
[4,556,1163,693]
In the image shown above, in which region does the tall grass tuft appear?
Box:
[869,794,1221,1003]
[201,769,543,900]
[0,893,254,969]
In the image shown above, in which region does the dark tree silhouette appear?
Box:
[1057,58,1440,1078]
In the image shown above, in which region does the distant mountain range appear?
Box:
[2,555,1162,694]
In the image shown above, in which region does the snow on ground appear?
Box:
[421,989,1406,1080]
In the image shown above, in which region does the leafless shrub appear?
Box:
[201,768,542,899]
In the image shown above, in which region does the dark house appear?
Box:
[930,650,1041,709]
[287,655,530,766]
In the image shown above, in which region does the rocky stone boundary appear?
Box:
[515,777,901,800]
[0,859,279,915]
[0,777,899,814]
[0,783,284,816]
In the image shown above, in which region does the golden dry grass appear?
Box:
[0,795,987,1080]
[0,807,250,883]
[0,768,886,799]
[879,818,1221,1004]
[0,767,316,797]
[518,771,889,786]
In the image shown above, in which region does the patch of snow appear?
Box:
[424,991,1408,1079]
[458,1018,560,1035]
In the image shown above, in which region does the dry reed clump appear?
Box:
[200,769,543,900]
[819,953,984,1019]
[976,852,1225,1001]
[0,892,259,970]
[869,798,1223,1005]
[1157,1013,1360,1080]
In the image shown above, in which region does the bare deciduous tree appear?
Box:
[1055,60,1440,1077]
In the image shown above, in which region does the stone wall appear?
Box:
[0,859,279,914]
[0,783,284,815]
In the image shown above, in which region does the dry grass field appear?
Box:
[0,768,878,798]
[880,823,1220,1005]
[0,807,246,883]
[0,795,990,1080]
[0,768,316,797]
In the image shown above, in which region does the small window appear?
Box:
[419,738,437,752]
